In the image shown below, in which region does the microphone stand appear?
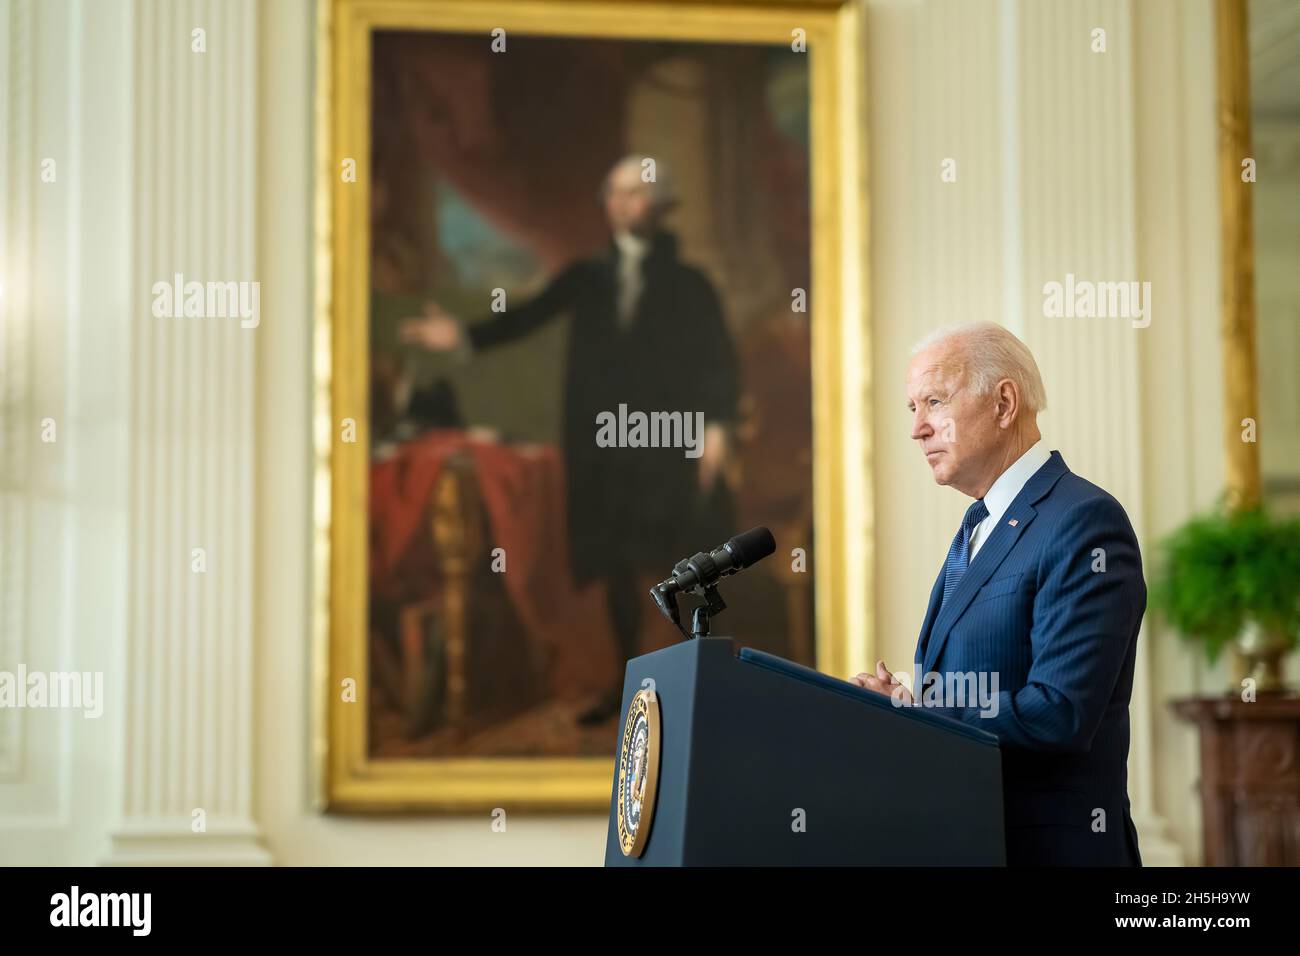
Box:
[690,584,727,639]
[650,527,774,641]
[649,580,728,641]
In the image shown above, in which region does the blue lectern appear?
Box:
[603,636,1005,865]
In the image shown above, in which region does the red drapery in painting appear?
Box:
[370,431,618,698]
[373,32,639,284]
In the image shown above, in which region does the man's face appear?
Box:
[604,165,656,236]
[906,344,1001,493]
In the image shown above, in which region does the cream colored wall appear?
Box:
[1254,120,1300,491]
[0,0,130,865]
[0,0,1239,866]
[1132,0,1226,867]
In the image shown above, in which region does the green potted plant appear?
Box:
[1150,504,1300,693]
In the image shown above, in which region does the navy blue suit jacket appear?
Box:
[912,451,1145,866]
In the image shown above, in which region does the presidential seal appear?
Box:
[616,687,661,858]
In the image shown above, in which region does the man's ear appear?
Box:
[995,378,1019,428]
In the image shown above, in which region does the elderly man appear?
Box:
[402,155,739,726]
[851,322,1144,867]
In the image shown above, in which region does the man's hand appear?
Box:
[698,423,728,491]
[849,659,913,705]
[400,302,463,351]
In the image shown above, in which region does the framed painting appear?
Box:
[315,0,870,811]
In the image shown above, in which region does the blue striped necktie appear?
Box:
[942,499,989,608]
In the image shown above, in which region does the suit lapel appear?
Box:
[913,568,946,670]
[921,451,1071,673]
[922,508,1036,673]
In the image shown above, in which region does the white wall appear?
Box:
[0,0,130,864]
[1,0,1237,865]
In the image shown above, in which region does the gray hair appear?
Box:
[602,154,678,211]
[911,322,1047,414]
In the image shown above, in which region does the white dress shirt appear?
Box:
[968,438,1051,561]
[613,231,649,329]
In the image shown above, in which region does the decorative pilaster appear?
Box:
[104,0,269,865]
[1015,0,1180,864]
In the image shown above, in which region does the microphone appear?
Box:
[654,526,777,597]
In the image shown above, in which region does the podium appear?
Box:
[603,637,1005,865]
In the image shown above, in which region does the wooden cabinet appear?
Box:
[1172,695,1300,866]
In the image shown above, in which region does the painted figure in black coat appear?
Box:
[402,156,740,724]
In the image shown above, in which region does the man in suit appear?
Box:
[851,322,1144,867]
[401,156,740,726]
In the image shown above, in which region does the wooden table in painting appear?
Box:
[368,430,618,756]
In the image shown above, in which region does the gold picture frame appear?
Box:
[314,0,871,812]
[1213,0,1262,510]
